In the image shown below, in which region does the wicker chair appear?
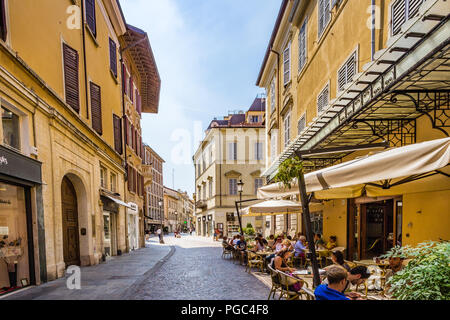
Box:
[278,272,308,300]
[267,264,283,300]
[222,243,233,259]
[245,251,264,273]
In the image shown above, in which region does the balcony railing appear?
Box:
[142,164,152,180]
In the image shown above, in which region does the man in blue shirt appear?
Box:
[314,265,350,300]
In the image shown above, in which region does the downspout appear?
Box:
[371,0,376,61]
[80,0,90,119]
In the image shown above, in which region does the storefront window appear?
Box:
[0,183,30,289]
[2,107,21,151]
[103,214,110,240]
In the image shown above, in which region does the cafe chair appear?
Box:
[267,264,283,300]
[355,279,369,298]
[301,287,316,300]
[221,244,233,260]
[278,272,308,301]
[245,251,264,273]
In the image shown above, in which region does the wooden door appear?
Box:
[61,177,80,266]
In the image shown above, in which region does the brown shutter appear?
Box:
[129,77,134,102]
[141,175,145,197]
[90,82,102,135]
[85,0,96,37]
[113,115,122,154]
[63,43,80,113]
[122,64,127,94]
[133,169,137,193]
[123,116,128,146]
[0,0,7,42]
[109,38,117,78]
[127,165,131,192]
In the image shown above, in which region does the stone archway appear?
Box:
[61,176,80,266]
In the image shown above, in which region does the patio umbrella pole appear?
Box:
[297,170,321,288]
[235,201,244,236]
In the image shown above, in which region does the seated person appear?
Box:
[322,265,371,299]
[232,235,240,246]
[315,265,350,300]
[254,237,266,252]
[282,239,294,252]
[266,237,283,262]
[267,235,275,247]
[271,249,296,274]
[294,236,307,259]
[327,250,351,272]
[326,235,338,250]
[222,236,233,250]
[236,235,247,263]
[314,233,326,249]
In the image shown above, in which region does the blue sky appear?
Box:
[120,0,280,197]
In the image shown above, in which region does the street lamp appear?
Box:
[174,210,178,233]
[236,179,244,235]
[158,200,164,240]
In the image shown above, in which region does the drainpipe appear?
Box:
[371,0,376,61]
[80,0,90,119]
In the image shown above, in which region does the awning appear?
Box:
[257,137,450,199]
[101,194,133,208]
[242,200,301,216]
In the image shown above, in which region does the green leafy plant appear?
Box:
[274,157,303,189]
[384,241,450,300]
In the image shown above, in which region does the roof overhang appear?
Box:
[121,24,161,114]
[263,0,450,181]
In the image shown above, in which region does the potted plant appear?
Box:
[382,241,450,300]
[0,235,24,288]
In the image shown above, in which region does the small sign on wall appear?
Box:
[0,226,9,235]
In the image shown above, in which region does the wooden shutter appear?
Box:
[127,165,131,191]
[129,77,134,102]
[408,0,423,19]
[141,175,145,197]
[122,64,127,94]
[63,43,80,113]
[109,38,117,78]
[90,82,102,135]
[283,44,290,85]
[0,0,7,42]
[298,21,306,71]
[133,169,137,193]
[137,172,141,196]
[85,0,96,37]
[392,0,406,36]
[136,90,142,115]
[298,113,306,135]
[124,117,128,146]
[113,115,123,154]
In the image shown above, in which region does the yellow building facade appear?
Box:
[258,0,449,260]
[0,0,159,289]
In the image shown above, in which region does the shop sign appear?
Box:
[128,202,138,213]
[0,146,42,184]
[0,226,8,235]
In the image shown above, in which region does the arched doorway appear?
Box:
[61,176,81,266]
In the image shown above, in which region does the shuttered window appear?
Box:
[113,115,122,154]
[127,166,131,192]
[270,76,276,113]
[298,113,306,135]
[136,89,142,115]
[270,130,278,163]
[63,43,80,113]
[109,38,117,78]
[122,64,127,94]
[298,19,307,72]
[229,179,237,195]
[283,111,291,148]
[392,0,424,36]
[254,178,264,195]
[85,0,96,37]
[283,43,291,85]
[0,0,7,42]
[337,51,357,92]
[141,175,145,197]
[318,0,331,37]
[129,77,134,102]
[317,84,329,114]
[90,82,102,135]
[255,142,263,161]
[228,142,237,161]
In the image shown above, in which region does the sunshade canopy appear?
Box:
[258,137,450,200]
[241,199,301,216]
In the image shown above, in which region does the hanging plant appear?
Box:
[274,157,303,189]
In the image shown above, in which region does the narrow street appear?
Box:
[2,235,269,300]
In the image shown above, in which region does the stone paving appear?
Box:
[2,234,270,300]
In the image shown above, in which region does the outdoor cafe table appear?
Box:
[255,250,274,271]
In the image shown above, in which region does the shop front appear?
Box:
[0,145,44,295]
[127,203,139,251]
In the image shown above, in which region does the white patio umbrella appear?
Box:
[257,137,450,200]
[241,199,301,217]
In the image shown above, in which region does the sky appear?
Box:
[120,0,281,197]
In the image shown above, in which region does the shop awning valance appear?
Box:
[101,193,133,209]
[257,137,450,200]
[241,200,301,216]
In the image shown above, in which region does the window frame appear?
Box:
[298,18,308,73]
[283,110,291,148]
[317,83,330,115]
[270,75,276,114]
[229,178,238,196]
[297,112,307,136]
[337,49,358,93]
[318,0,331,38]
[283,42,291,86]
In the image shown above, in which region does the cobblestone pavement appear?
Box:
[2,235,270,300]
[127,235,270,300]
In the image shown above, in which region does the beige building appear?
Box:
[163,187,180,233]
[178,190,195,232]
[193,98,266,238]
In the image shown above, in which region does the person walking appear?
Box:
[157,227,164,244]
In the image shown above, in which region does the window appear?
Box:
[103,214,111,240]
[0,0,7,42]
[255,142,263,161]
[318,0,331,37]
[254,178,263,195]
[317,84,329,115]
[2,107,20,150]
[283,111,291,148]
[251,115,260,123]
[338,51,357,92]
[85,0,96,37]
[100,166,107,189]
[392,0,424,35]
[113,115,123,154]
[63,43,80,113]
[110,173,117,192]
[109,38,117,78]
[270,130,278,163]
[228,142,237,161]
[202,184,206,200]
[229,179,237,195]
[298,19,307,72]
[298,113,306,135]
[270,76,276,113]
[283,43,291,85]
[90,82,102,135]
[208,180,213,198]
